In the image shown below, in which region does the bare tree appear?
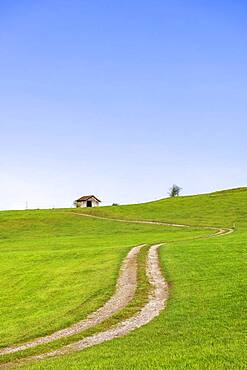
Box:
[168,184,182,197]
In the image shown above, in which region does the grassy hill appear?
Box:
[74,186,247,229]
[0,187,246,369]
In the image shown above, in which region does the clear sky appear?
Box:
[0,1,246,209]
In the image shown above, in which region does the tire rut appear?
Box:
[32,244,168,360]
[0,244,167,369]
[0,213,234,368]
[0,244,145,356]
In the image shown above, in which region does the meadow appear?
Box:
[0,188,246,369]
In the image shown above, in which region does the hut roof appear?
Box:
[76,195,101,202]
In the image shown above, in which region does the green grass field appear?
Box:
[0,188,246,369]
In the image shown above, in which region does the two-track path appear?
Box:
[0,213,233,368]
[0,244,145,356]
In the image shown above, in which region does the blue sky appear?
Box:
[0,1,246,209]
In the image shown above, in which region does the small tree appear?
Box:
[168,184,182,197]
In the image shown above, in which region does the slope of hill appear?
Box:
[0,188,246,369]
[74,187,247,229]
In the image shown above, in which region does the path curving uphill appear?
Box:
[29,244,168,361]
[68,212,234,236]
[0,244,167,368]
[0,213,234,368]
[0,244,145,356]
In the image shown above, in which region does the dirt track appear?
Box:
[27,244,167,362]
[0,244,145,356]
[0,213,233,368]
[0,243,167,368]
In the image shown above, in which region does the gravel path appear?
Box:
[0,244,167,368]
[0,244,145,356]
[32,244,168,360]
[69,212,234,235]
[0,213,233,368]
[69,212,192,228]
[68,212,234,237]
